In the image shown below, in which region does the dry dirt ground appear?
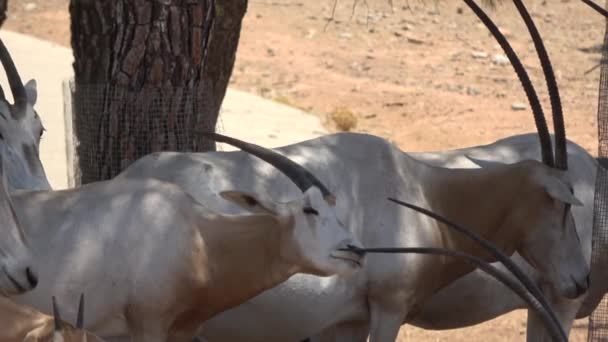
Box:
[4,0,604,340]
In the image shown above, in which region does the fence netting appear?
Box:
[63,80,221,186]
[589,1,608,340]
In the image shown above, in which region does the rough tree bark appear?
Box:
[0,0,7,28]
[69,0,247,184]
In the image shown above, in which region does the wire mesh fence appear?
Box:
[588,2,608,340]
[63,80,217,186]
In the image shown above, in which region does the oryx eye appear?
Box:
[303,207,319,215]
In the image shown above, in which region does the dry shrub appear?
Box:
[329,106,358,132]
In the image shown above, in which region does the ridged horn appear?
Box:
[76,293,84,329]
[464,0,555,167]
[513,0,568,170]
[52,296,62,331]
[344,246,566,341]
[0,38,26,113]
[581,0,608,18]
[202,132,335,204]
[386,197,567,341]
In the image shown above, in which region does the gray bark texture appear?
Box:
[69,0,247,184]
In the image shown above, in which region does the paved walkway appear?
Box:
[0,31,326,189]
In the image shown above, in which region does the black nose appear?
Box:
[26,267,38,288]
[573,273,590,297]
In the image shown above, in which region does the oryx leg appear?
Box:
[126,312,170,342]
[526,294,582,342]
[408,267,523,329]
[312,320,369,342]
[368,299,407,342]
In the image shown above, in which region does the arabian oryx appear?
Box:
[117,0,591,341]
[0,37,49,192]
[0,294,105,342]
[5,133,362,341]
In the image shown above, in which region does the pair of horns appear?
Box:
[352,198,567,341]
[0,37,26,114]
[53,293,85,331]
[202,132,336,204]
[464,0,568,170]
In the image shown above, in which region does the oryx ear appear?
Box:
[465,155,506,169]
[219,191,280,216]
[541,177,583,206]
[24,79,37,105]
[545,179,583,207]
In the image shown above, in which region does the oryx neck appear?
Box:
[422,163,529,276]
[194,212,299,320]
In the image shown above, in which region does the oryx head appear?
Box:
[52,294,105,342]
[467,0,588,299]
[0,38,50,192]
[204,132,364,277]
[0,156,37,295]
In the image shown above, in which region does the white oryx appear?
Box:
[4,133,362,341]
[117,1,593,341]
[0,294,106,342]
[0,37,49,192]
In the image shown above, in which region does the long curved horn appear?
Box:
[0,38,26,110]
[581,0,608,17]
[76,293,84,329]
[52,296,62,331]
[202,132,336,203]
[386,197,566,341]
[512,0,568,170]
[463,0,555,167]
[342,246,566,342]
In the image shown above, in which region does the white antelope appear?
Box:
[117,1,591,341]
[0,294,105,342]
[0,37,49,192]
[5,133,362,342]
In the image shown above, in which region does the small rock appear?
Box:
[457,7,464,14]
[339,32,353,39]
[467,86,480,96]
[266,48,275,57]
[24,2,36,11]
[471,51,488,59]
[407,36,425,45]
[364,114,377,119]
[511,102,528,111]
[393,31,403,38]
[491,54,510,66]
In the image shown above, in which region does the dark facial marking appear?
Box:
[303,207,319,215]
[22,144,39,171]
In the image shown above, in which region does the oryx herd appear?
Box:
[0,0,605,341]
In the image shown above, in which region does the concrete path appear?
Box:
[0,30,326,189]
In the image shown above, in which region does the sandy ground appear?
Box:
[4,0,603,340]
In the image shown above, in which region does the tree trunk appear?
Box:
[69,0,247,184]
[0,0,7,28]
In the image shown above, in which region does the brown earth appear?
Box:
[4,0,603,340]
